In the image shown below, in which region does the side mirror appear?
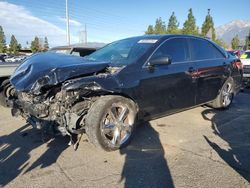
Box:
[147,56,172,67]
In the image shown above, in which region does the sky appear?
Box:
[0,0,250,47]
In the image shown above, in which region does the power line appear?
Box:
[16,1,143,31]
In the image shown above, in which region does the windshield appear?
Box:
[85,38,157,65]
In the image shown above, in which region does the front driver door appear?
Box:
[137,37,197,119]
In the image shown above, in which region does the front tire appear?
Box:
[85,95,137,151]
[209,78,234,109]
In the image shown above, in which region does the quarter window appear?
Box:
[150,38,189,63]
[189,38,224,60]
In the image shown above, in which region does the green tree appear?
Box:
[214,39,228,49]
[245,30,250,50]
[9,35,21,55]
[30,36,40,52]
[145,25,154,34]
[43,37,49,51]
[154,17,166,34]
[166,12,179,34]
[0,26,7,53]
[231,35,240,50]
[182,8,199,35]
[201,9,216,41]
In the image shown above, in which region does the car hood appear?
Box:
[10,52,110,94]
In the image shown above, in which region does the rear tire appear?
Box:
[85,95,137,151]
[209,78,234,109]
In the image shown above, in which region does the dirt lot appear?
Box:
[0,90,250,188]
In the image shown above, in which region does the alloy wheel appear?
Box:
[222,82,233,107]
[100,103,135,147]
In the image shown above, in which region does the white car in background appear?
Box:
[241,50,250,86]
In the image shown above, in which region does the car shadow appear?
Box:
[120,121,174,188]
[0,123,69,187]
[201,98,250,182]
[0,122,174,187]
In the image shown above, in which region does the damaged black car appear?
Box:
[8,35,242,151]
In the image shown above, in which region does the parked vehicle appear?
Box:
[240,50,250,86]
[4,55,26,63]
[0,62,21,106]
[8,35,242,151]
[49,45,100,57]
[227,50,242,58]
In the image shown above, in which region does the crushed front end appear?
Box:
[8,53,119,149]
[9,82,100,147]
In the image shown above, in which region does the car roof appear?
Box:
[124,34,216,44]
[134,34,210,39]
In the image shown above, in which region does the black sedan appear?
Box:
[9,35,242,151]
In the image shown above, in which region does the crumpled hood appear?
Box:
[10,52,109,93]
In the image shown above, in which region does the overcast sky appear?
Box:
[0,0,249,47]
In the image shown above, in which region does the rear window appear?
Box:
[190,38,225,61]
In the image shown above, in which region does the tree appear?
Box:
[0,26,7,53]
[145,25,154,34]
[201,9,216,41]
[30,36,40,52]
[166,12,179,34]
[245,30,250,50]
[214,39,228,49]
[9,35,21,55]
[154,17,166,34]
[182,8,199,35]
[231,35,240,50]
[43,37,49,51]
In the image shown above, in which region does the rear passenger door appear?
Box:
[188,38,227,104]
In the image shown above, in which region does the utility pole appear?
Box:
[78,25,87,44]
[85,24,87,44]
[66,0,70,45]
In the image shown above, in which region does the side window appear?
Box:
[213,46,225,58]
[150,38,189,63]
[190,38,224,60]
